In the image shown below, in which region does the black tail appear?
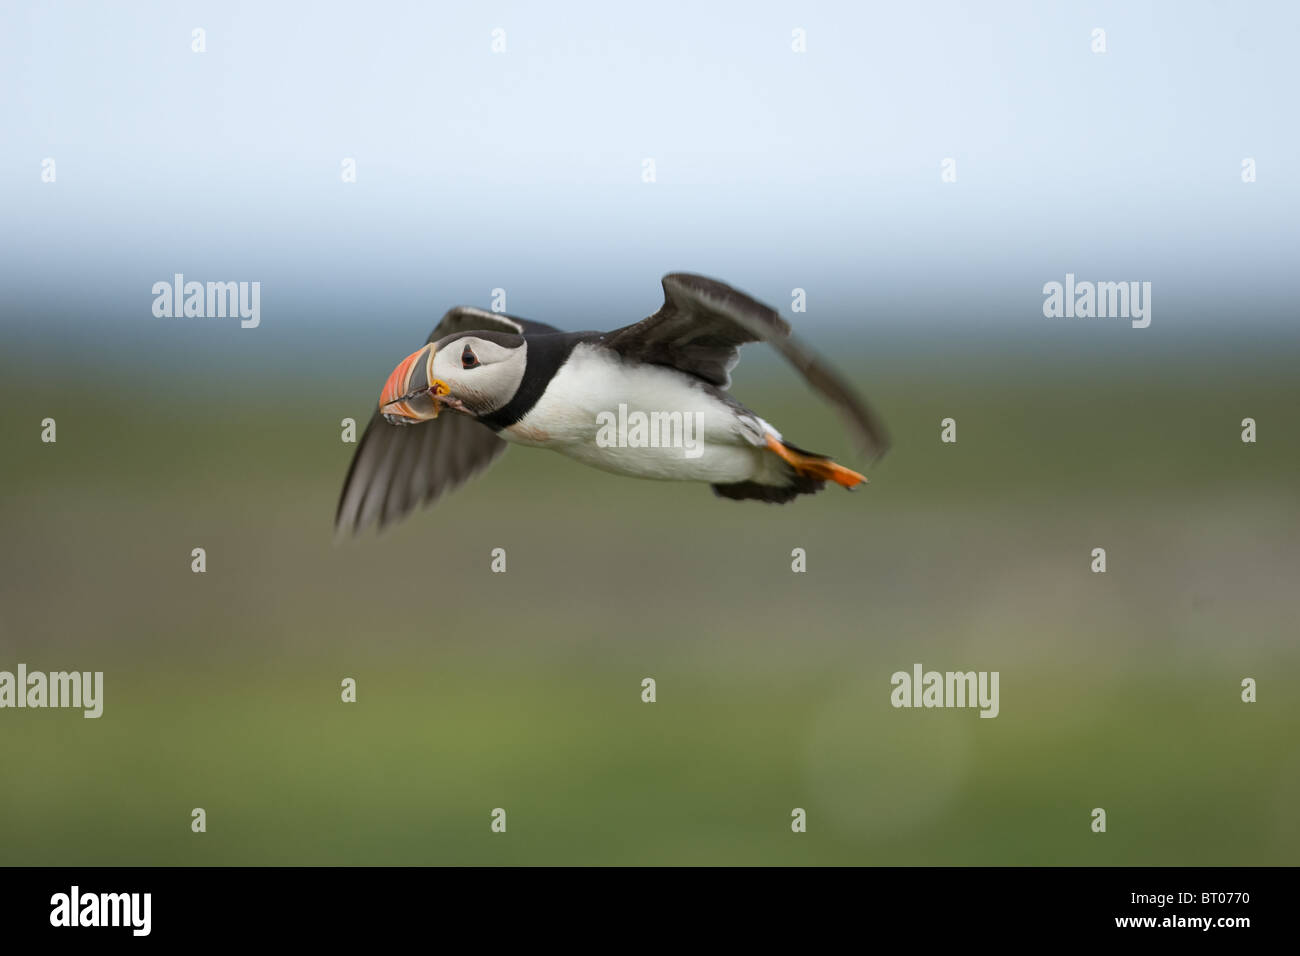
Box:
[711,474,827,503]
[711,438,863,503]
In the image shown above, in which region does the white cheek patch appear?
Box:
[466,339,518,365]
[432,351,455,381]
[435,339,526,414]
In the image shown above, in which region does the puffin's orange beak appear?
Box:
[379,345,449,423]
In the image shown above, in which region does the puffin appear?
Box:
[336,273,888,534]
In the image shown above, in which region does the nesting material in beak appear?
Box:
[378,345,452,423]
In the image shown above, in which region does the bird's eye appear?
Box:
[462,345,480,369]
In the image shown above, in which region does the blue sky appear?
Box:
[2,0,1296,358]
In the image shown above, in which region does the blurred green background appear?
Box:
[1,333,1297,865]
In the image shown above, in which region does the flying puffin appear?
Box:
[336,273,888,534]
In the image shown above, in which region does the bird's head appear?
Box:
[379,331,526,424]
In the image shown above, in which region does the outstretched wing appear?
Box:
[335,408,507,535]
[335,307,564,535]
[603,273,889,461]
[425,306,562,342]
[602,274,788,388]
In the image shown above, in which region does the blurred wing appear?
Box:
[603,273,788,388]
[335,410,506,536]
[603,273,889,461]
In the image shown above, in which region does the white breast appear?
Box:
[502,344,784,485]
